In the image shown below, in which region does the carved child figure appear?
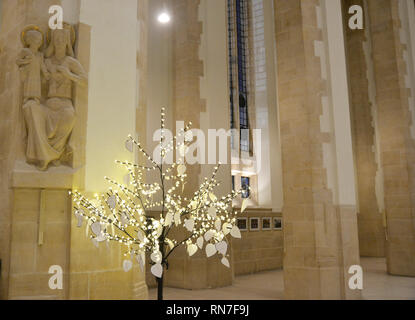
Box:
[16,26,50,104]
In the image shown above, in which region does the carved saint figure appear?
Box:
[17,24,87,171]
[16,25,50,104]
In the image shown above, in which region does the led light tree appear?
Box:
[71,108,248,300]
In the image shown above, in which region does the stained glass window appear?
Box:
[228,0,250,152]
[241,176,250,198]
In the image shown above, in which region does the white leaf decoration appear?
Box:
[215,219,222,231]
[91,222,101,236]
[137,230,145,242]
[86,219,91,237]
[166,239,174,250]
[205,243,217,257]
[136,253,145,272]
[75,209,84,228]
[184,218,195,232]
[156,224,163,238]
[221,257,230,268]
[187,244,198,257]
[230,226,242,239]
[216,241,228,255]
[209,192,217,202]
[177,164,186,175]
[125,139,133,152]
[120,213,128,226]
[95,233,106,242]
[151,251,162,264]
[208,207,217,219]
[196,236,204,249]
[241,198,249,213]
[151,263,163,278]
[107,195,116,210]
[222,223,232,235]
[204,230,214,241]
[174,212,181,226]
[164,212,173,227]
[123,260,133,272]
[92,238,99,248]
[76,215,83,228]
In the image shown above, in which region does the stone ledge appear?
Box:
[12,160,77,189]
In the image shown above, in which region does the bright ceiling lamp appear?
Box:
[157,12,171,24]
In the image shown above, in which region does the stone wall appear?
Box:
[9,189,70,299]
[69,192,146,299]
[233,209,283,275]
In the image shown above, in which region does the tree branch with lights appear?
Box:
[70,108,249,300]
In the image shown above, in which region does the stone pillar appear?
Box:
[0,0,27,299]
[342,0,386,257]
[156,0,233,290]
[68,0,148,299]
[274,0,360,299]
[367,0,415,276]
[171,0,204,192]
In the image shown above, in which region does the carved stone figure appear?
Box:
[16,25,50,104]
[17,24,87,171]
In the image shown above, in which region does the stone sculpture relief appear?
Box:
[16,24,87,171]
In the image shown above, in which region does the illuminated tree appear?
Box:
[70,108,248,300]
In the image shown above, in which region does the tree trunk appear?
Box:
[156,275,164,300]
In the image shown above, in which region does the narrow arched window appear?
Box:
[227,0,250,152]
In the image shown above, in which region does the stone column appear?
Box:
[274,0,360,299]
[367,0,415,276]
[159,0,233,290]
[342,0,386,257]
[68,0,148,299]
[171,0,204,192]
[0,0,27,299]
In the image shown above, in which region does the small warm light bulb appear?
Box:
[158,12,171,24]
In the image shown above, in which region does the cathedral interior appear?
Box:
[0,0,415,301]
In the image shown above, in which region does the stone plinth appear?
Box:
[9,165,72,299]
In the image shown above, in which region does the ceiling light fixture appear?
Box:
[157,12,171,24]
